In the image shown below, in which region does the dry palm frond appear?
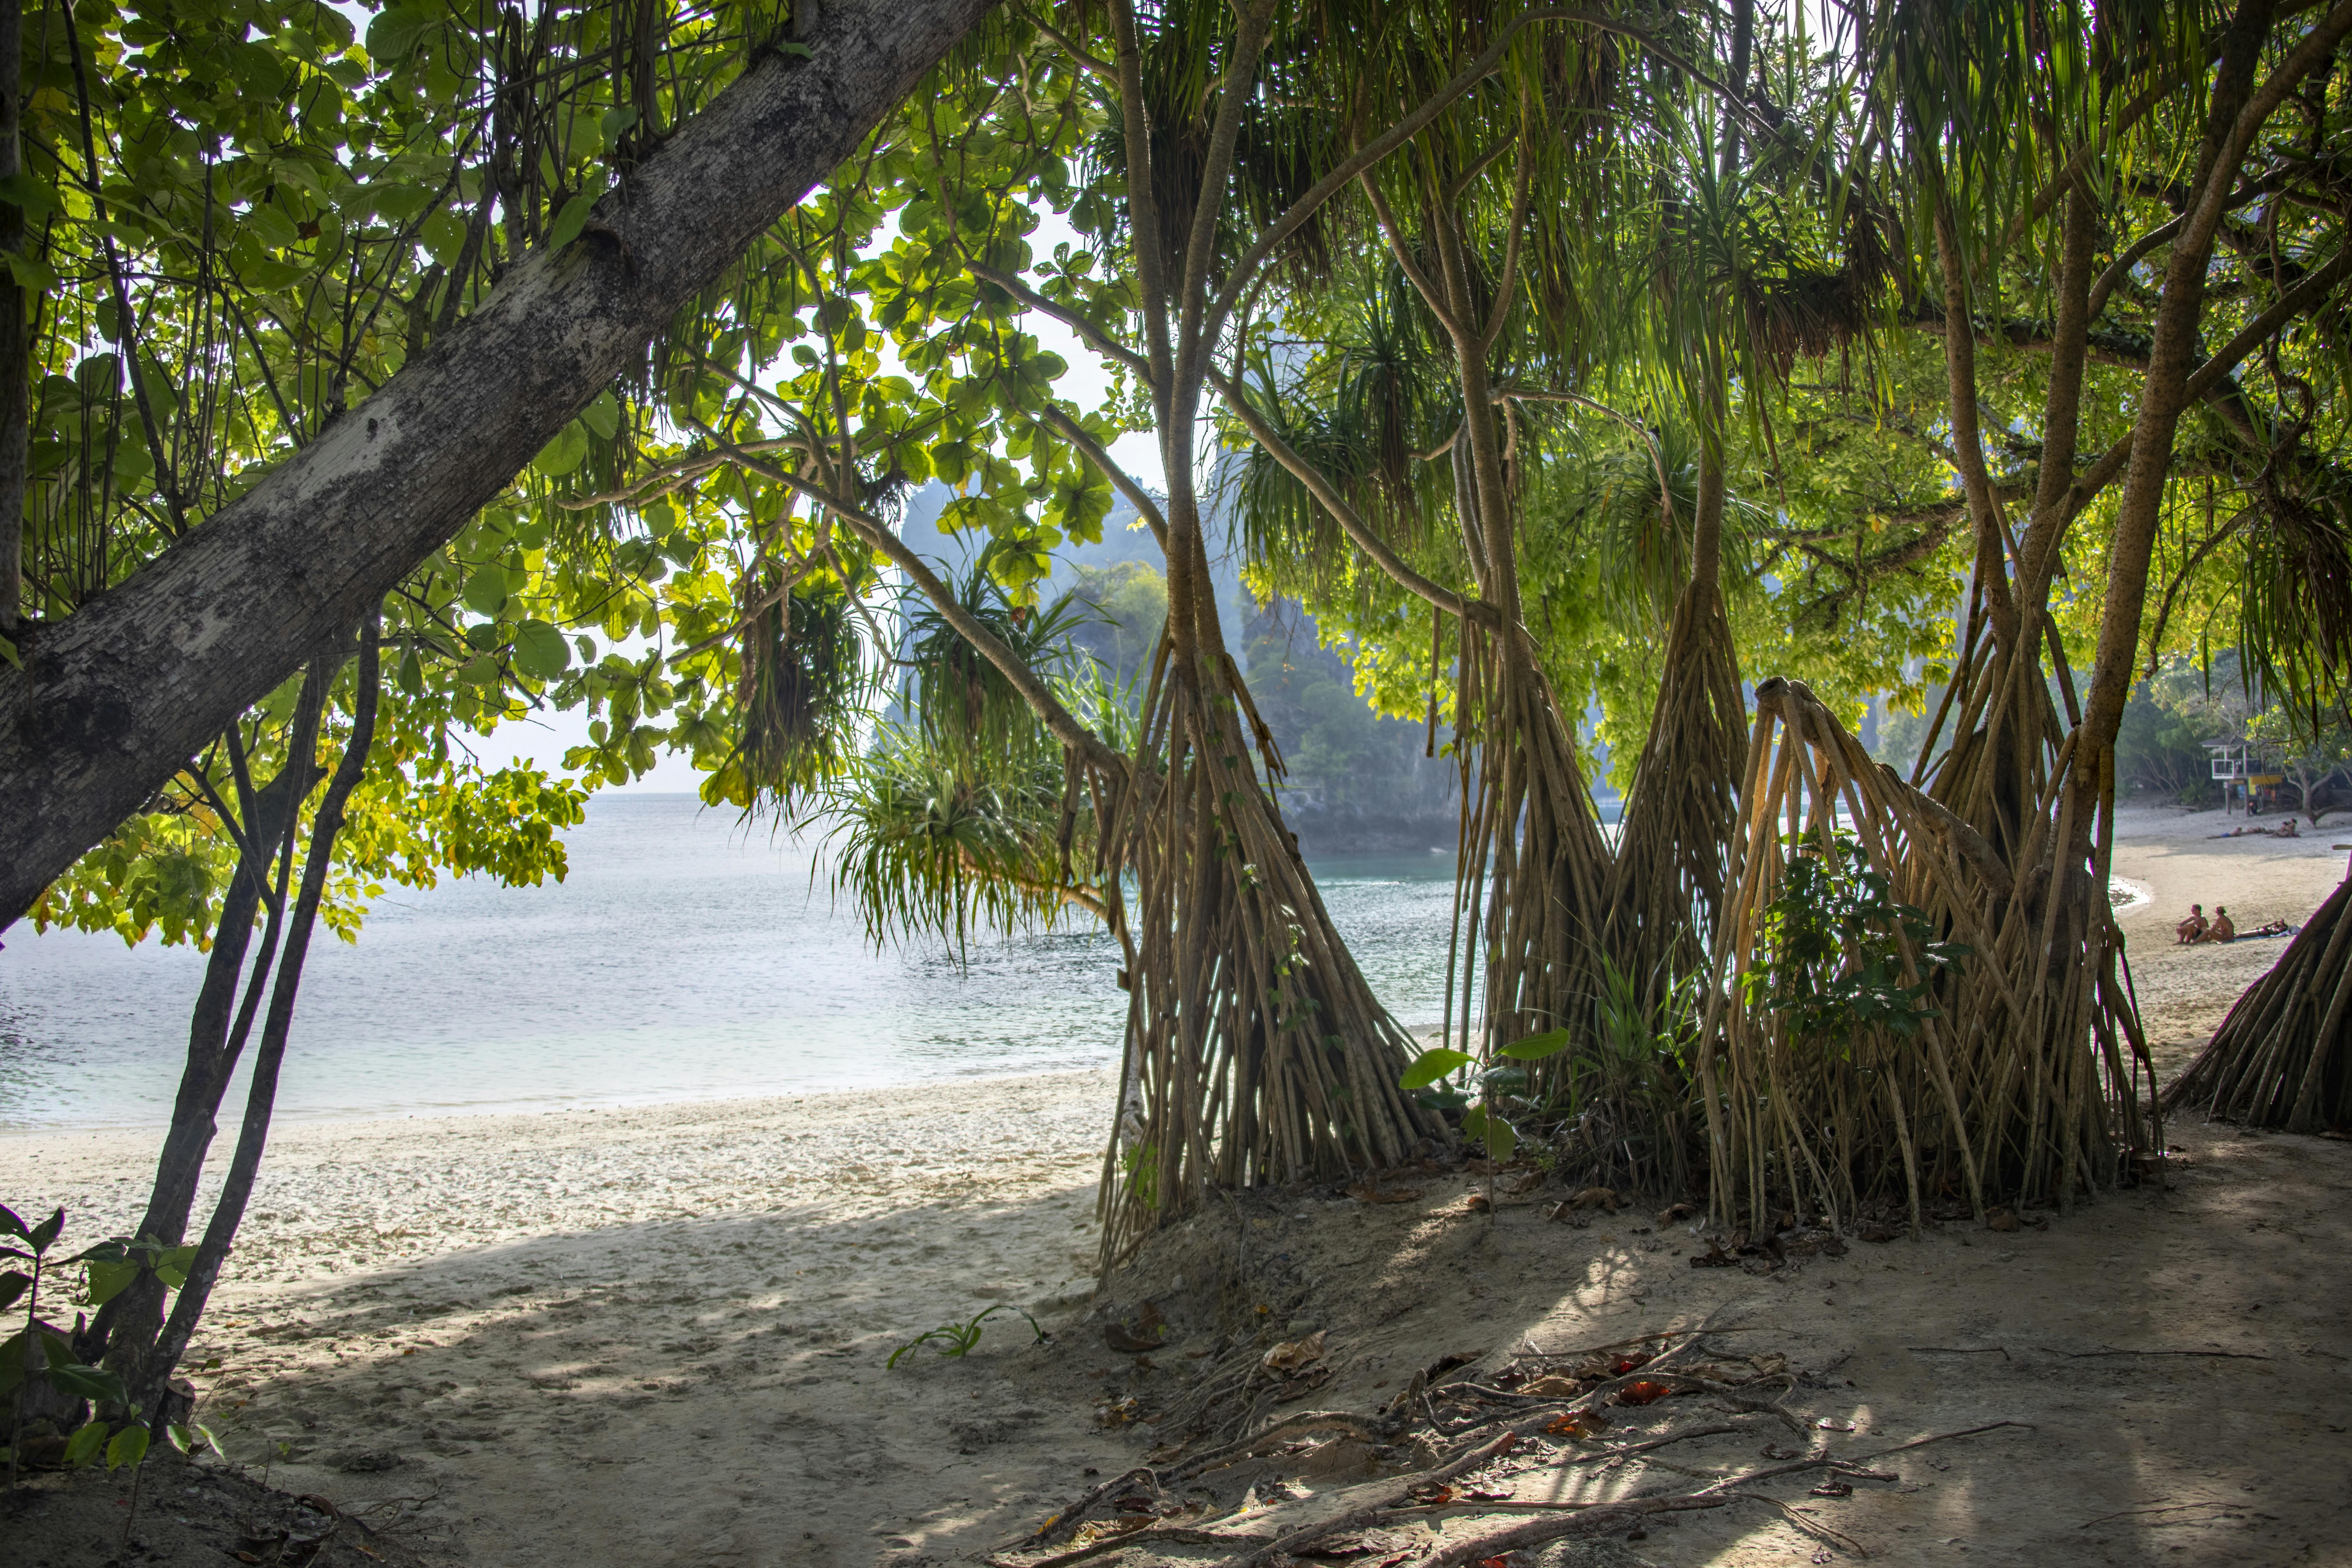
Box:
[2165,878,2352,1132]
[1698,678,2155,1234]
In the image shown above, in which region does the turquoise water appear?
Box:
[0,794,1466,1131]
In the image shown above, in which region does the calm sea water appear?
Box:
[0,794,1469,1132]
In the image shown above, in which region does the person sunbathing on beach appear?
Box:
[2193,906,2237,943]
[2245,917,2297,938]
[2176,904,2208,943]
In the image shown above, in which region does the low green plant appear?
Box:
[1743,831,1968,1054]
[2,1204,217,1496]
[885,1303,1047,1369]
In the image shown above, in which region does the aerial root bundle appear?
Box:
[985,1314,2029,1568]
[1604,574,1747,1010]
[1095,656,1444,1271]
[1448,622,1613,1063]
[1698,678,2156,1237]
[2165,877,2352,1131]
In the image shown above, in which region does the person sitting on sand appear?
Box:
[2276,816,2301,838]
[2177,903,2208,943]
[2195,906,2237,943]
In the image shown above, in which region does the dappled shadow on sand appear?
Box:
[192,1182,1128,1568]
[187,1120,2352,1568]
[1059,1120,2352,1568]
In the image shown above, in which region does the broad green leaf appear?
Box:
[165,1423,194,1454]
[1498,1028,1574,1061]
[245,203,300,252]
[0,1270,26,1311]
[106,1422,150,1473]
[85,1258,140,1304]
[513,619,572,681]
[546,190,596,252]
[63,1421,109,1469]
[28,1206,62,1255]
[460,570,508,617]
[364,6,431,61]
[580,390,620,441]
[0,1204,23,1238]
[48,1362,130,1404]
[1484,1115,1517,1163]
[533,420,588,477]
[421,209,468,267]
[155,1245,198,1289]
[1399,1047,1474,1092]
[0,170,59,216]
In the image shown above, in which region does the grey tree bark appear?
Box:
[0,0,998,927]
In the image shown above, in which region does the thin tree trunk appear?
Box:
[0,0,1002,927]
[132,620,381,1415]
[0,0,25,638]
[82,675,327,1372]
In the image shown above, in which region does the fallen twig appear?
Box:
[1906,1345,2010,1359]
[2040,1346,2269,1361]
[1725,1490,1872,1557]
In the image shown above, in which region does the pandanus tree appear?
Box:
[1701,0,2352,1225]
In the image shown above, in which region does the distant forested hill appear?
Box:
[892,481,1458,852]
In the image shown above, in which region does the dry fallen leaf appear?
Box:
[1986,1208,2021,1232]
[1523,1373,1584,1396]
[1568,1186,1622,1211]
[1347,1182,1425,1204]
[1261,1328,1328,1373]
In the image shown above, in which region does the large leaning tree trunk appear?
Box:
[0,0,1001,928]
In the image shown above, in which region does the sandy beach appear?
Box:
[4,801,2348,1566]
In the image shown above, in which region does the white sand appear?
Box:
[2,800,2346,1565]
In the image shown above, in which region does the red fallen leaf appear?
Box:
[1479,1558,1512,1568]
[1610,1353,1652,1375]
[1412,1485,1457,1505]
[1616,1380,1674,1406]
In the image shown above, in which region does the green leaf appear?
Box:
[154,1245,198,1289]
[533,420,588,477]
[63,1421,109,1469]
[85,1258,140,1305]
[0,171,58,218]
[0,1270,26,1311]
[0,1204,24,1238]
[48,1362,129,1404]
[1458,1103,1487,1140]
[420,209,468,267]
[580,389,620,441]
[1398,1047,1474,1091]
[460,569,509,617]
[546,189,596,253]
[106,1422,150,1473]
[364,6,431,62]
[512,619,572,681]
[28,1206,63,1255]
[165,1423,194,1455]
[1484,1114,1517,1164]
[1498,1028,1574,1062]
[0,632,15,669]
